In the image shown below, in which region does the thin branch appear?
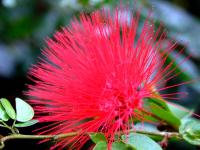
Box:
[0,132,78,149]
[135,130,182,140]
[0,130,182,149]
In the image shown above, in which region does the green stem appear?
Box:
[0,130,182,149]
[0,121,16,134]
[11,119,16,128]
[135,130,182,141]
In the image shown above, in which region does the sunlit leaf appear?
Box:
[150,102,181,129]
[148,98,169,111]
[122,133,162,150]
[112,141,136,150]
[14,119,38,127]
[0,98,16,120]
[93,141,107,150]
[0,103,9,121]
[15,98,34,122]
[135,123,159,132]
[147,98,181,129]
[167,102,190,119]
[179,117,200,145]
[135,123,163,141]
[89,133,106,144]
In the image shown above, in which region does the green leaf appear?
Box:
[15,98,34,122]
[150,102,181,129]
[179,117,200,145]
[14,119,38,127]
[148,98,191,128]
[89,133,107,144]
[112,141,136,150]
[134,123,165,141]
[135,123,158,132]
[93,141,107,150]
[0,103,9,121]
[167,102,190,119]
[0,98,16,119]
[147,98,181,129]
[148,98,169,111]
[135,110,159,123]
[122,133,162,150]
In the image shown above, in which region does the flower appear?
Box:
[27,7,185,150]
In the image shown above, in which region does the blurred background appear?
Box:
[0,0,200,149]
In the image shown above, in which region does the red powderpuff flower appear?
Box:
[27,7,187,150]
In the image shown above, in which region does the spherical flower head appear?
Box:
[27,7,184,150]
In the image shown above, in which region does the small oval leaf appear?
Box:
[147,98,181,129]
[0,103,9,121]
[15,98,34,122]
[112,141,136,150]
[122,133,162,150]
[93,141,107,150]
[89,133,106,144]
[14,120,38,127]
[167,102,190,119]
[179,117,200,145]
[0,98,16,119]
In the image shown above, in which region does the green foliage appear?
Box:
[14,120,38,127]
[93,141,107,150]
[122,133,162,150]
[0,98,16,120]
[90,133,107,143]
[15,97,34,122]
[147,98,181,129]
[92,139,136,150]
[167,103,190,119]
[112,141,136,150]
[0,103,9,121]
[179,117,200,145]
[89,98,200,150]
[150,102,180,128]
[0,97,37,134]
[90,133,136,150]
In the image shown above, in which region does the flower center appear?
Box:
[99,90,142,115]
